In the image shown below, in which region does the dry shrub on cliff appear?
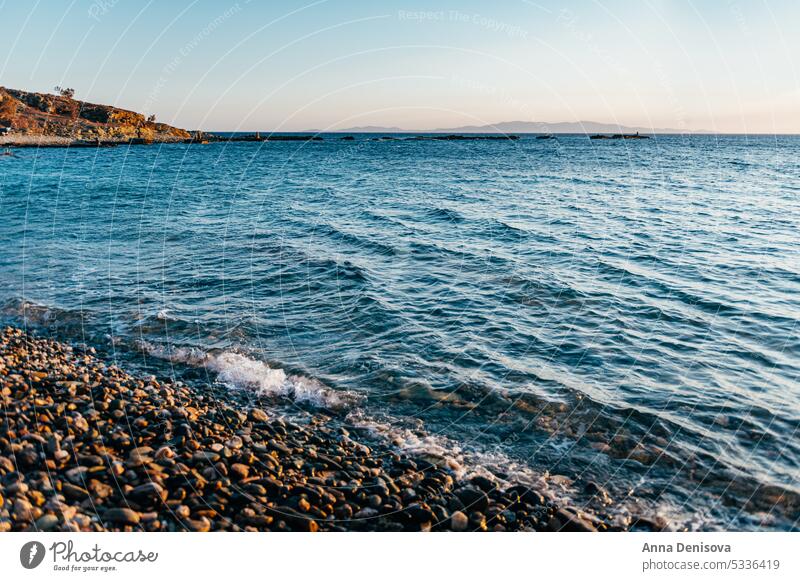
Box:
[54,85,76,99]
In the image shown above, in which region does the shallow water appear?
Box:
[1,134,798,530]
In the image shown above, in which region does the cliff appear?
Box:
[0,87,190,144]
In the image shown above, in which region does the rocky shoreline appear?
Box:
[0,86,191,146]
[0,326,614,532]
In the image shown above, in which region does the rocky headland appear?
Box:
[0,326,623,532]
[0,87,191,147]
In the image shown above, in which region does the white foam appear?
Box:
[345,410,546,488]
[138,341,356,409]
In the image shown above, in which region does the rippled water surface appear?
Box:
[1,134,798,530]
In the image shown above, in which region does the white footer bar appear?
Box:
[1,532,796,580]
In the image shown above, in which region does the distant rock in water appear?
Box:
[0,86,190,145]
[589,132,650,140]
[367,134,520,142]
[428,134,519,141]
[213,133,323,143]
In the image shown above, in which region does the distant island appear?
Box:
[0,86,190,147]
[315,120,709,135]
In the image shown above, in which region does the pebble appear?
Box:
[8,481,29,495]
[185,517,211,532]
[548,508,597,532]
[61,482,89,500]
[354,507,379,519]
[455,487,489,511]
[129,482,166,505]
[450,510,469,531]
[248,408,269,422]
[471,475,497,492]
[230,463,249,480]
[405,503,434,525]
[35,514,60,531]
[104,508,141,526]
[13,498,34,521]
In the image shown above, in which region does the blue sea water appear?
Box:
[1,134,798,530]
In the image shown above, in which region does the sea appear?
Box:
[1,133,798,530]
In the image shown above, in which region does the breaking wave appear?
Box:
[138,341,359,410]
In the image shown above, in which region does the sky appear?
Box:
[1,0,798,133]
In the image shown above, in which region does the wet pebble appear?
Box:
[450,510,468,531]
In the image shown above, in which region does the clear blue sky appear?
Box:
[1,0,798,132]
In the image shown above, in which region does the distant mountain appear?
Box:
[325,120,709,135]
[326,125,408,133]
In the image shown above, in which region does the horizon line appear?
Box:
[205,128,800,136]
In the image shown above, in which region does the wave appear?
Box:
[425,206,465,223]
[137,341,359,410]
[306,255,371,284]
[313,222,397,256]
[0,298,95,338]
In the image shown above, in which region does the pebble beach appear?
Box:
[0,326,619,532]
